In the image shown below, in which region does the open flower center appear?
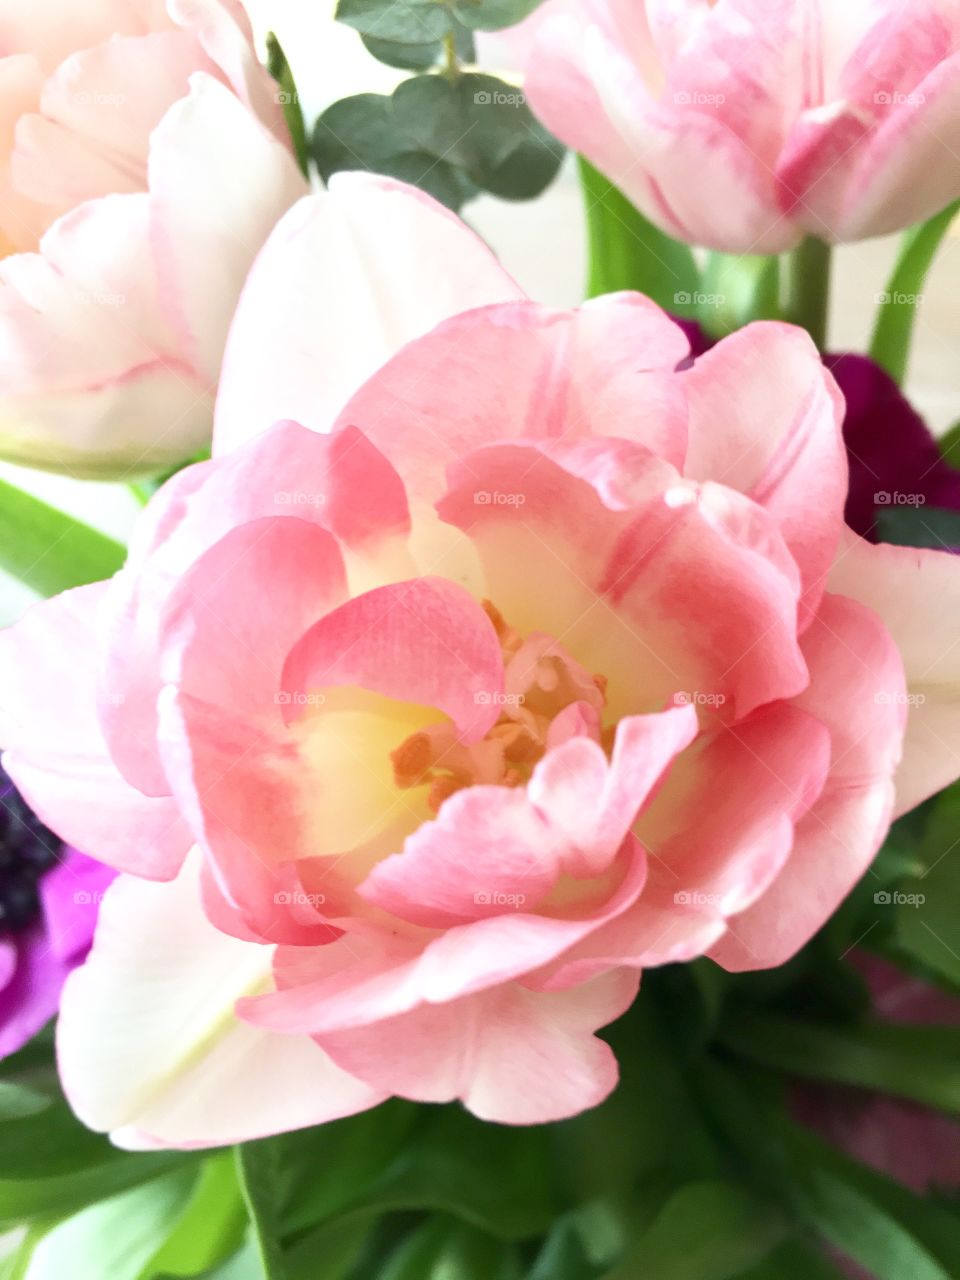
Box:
[391,601,609,813]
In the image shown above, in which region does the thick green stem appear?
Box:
[784,236,832,350]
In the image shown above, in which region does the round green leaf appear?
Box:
[335,0,452,44]
[452,0,548,32]
[391,73,563,200]
[312,93,477,210]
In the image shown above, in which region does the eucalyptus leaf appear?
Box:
[452,0,549,32]
[312,93,476,210]
[361,34,443,70]
[362,19,475,70]
[335,0,452,44]
[391,73,563,200]
[578,158,700,313]
[0,477,125,596]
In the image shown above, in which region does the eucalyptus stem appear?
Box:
[784,235,832,350]
[442,28,460,80]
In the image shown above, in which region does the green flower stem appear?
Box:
[870,199,960,385]
[784,235,832,350]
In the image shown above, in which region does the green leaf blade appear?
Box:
[870,199,960,385]
[0,478,125,597]
[234,1142,288,1280]
[578,158,700,312]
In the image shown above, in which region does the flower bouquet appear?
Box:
[0,2,958,1278]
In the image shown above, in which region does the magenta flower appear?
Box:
[0,768,114,1057]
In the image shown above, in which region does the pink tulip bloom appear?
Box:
[0,0,306,476]
[516,0,960,252]
[3,175,960,1149]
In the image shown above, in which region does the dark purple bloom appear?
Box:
[0,767,114,1057]
[825,353,960,542]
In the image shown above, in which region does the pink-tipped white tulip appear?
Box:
[0,0,306,476]
[517,0,960,252]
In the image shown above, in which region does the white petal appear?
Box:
[829,530,960,814]
[57,855,382,1150]
[213,172,524,455]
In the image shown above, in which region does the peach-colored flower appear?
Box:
[0,0,305,476]
[2,176,959,1148]
[516,0,960,252]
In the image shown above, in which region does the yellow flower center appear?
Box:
[391,601,609,813]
